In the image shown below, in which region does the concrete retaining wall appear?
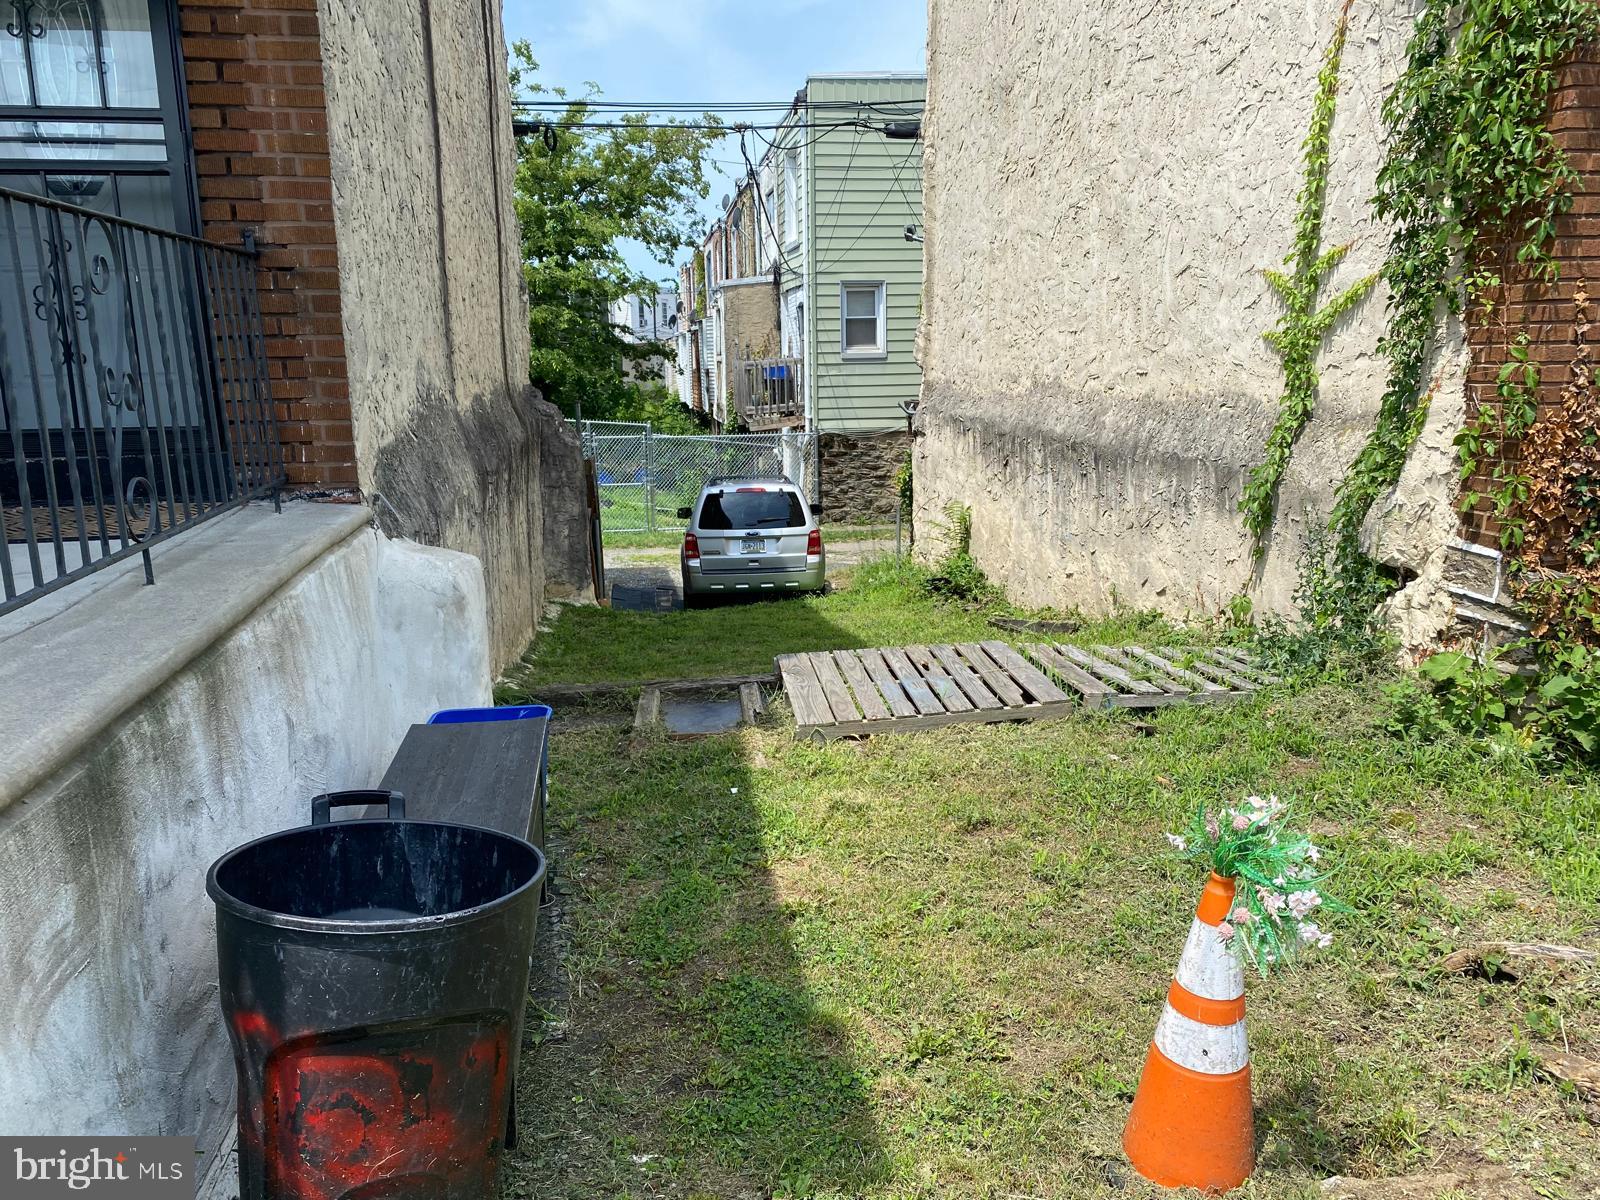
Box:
[0,511,489,1164]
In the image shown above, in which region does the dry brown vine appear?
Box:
[1511,285,1600,644]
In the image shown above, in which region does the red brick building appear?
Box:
[0,0,586,660]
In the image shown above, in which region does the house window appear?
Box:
[840,282,886,358]
[783,149,799,244]
[761,186,775,264]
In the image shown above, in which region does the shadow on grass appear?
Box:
[1253,1070,1349,1178]
[505,598,889,1197]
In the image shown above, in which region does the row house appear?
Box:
[0,0,585,1162]
[608,287,679,388]
[678,73,925,435]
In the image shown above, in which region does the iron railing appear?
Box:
[732,355,804,430]
[0,186,282,614]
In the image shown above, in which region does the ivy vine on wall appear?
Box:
[1283,0,1600,632]
[1242,0,1378,553]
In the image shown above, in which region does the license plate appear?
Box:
[740,538,767,555]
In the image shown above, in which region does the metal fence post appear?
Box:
[645,428,656,532]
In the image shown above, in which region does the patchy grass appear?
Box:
[604,523,898,550]
[501,558,1180,690]
[504,594,1600,1199]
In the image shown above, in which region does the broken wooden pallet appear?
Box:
[1023,643,1278,709]
[777,642,1079,740]
[777,642,1279,739]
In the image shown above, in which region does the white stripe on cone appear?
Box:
[1173,917,1244,1001]
[1152,1004,1249,1075]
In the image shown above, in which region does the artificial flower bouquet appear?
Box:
[1166,794,1337,972]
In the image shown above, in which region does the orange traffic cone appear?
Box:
[1123,872,1254,1193]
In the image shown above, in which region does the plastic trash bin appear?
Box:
[208,790,546,1200]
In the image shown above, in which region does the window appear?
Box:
[698,490,806,531]
[638,298,647,326]
[783,149,799,244]
[0,0,194,231]
[764,187,784,267]
[840,282,886,357]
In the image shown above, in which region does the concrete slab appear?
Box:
[0,500,370,814]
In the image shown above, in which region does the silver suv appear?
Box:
[678,477,825,601]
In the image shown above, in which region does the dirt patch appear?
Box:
[1321,1159,1520,1199]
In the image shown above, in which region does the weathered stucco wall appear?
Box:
[317,0,586,666]
[0,521,488,1162]
[918,0,1459,632]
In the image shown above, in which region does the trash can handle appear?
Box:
[309,789,406,826]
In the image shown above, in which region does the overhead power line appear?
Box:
[510,98,923,112]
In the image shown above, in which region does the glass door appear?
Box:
[0,0,192,228]
[0,1,198,551]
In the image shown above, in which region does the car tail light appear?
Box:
[684,531,700,565]
[806,528,822,558]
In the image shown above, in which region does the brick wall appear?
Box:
[1460,46,1600,564]
[178,0,354,490]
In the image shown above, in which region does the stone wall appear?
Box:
[316,0,586,666]
[917,0,1462,640]
[820,430,910,523]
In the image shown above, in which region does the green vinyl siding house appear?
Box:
[772,74,925,433]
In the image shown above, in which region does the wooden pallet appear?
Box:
[1023,643,1278,709]
[777,642,1279,739]
[777,642,1080,740]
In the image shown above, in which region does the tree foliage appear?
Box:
[510,43,722,418]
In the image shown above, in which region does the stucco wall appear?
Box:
[918,0,1459,630]
[317,0,585,666]
[0,523,488,1162]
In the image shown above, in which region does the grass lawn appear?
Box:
[500,558,1175,691]
[503,570,1600,1200]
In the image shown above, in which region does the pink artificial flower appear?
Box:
[1231,813,1252,832]
[1287,889,1322,920]
[1165,833,1187,851]
[1297,921,1333,950]
[1215,920,1236,944]
[1206,813,1221,839]
[1258,890,1287,921]
[1230,907,1254,925]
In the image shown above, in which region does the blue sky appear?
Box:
[503,0,927,285]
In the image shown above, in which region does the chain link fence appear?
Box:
[572,420,818,535]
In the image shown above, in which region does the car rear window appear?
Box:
[698,489,806,530]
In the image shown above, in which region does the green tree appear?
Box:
[510,44,722,419]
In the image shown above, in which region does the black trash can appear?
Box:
[207,790,545,1200]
